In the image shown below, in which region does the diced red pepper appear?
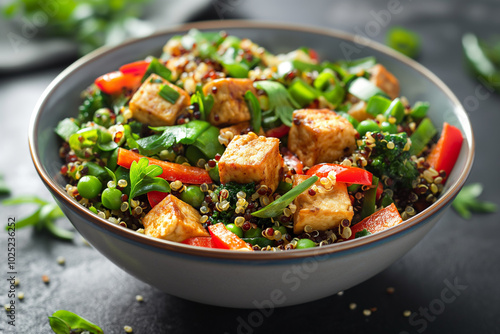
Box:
[306,163,373,185]
[147,191,168,208]
[308,48,319,62]
[348,203,403,240]
[208,223,253,251]
[182,236,216,248]
[376,182,384,200]
[94,71,143,95]
[119,60,150,76]
[117,148,213,184]
[281,147,304,174]
[265,124,290,138]
[426,122,463,180]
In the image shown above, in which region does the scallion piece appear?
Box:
[158,84,180,104]
[409,118,437,155]
[410,101,430,119]
[386,27,421,59]
[360,176,379,219]
[244,90,262,133]
[142,58,172,82]
[348,77,388,101]
[252,175,319,218]
[366,95,391,116]
[288,79,318,106]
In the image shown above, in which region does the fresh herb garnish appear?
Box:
[2,196,74,240]
[49,310,103,334]
[253,81,300,127]
[128,158,170,208]
[355,228,372,238]
[252,176,319,218]
[386,27,421,59]
[452,183,497,219]
[158,84,180,104]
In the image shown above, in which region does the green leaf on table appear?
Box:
[49,310,103,334]
[2,196,74,240]
[129,158,170,206]
[452,183,497,219]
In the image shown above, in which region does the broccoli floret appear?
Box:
[359,132,418,189]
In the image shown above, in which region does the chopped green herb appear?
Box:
[355,228,372,238]
[128,158,170,207]
[452,183,497,219]
[386,27,421,59]
[158,84,180,104]
[49,310,103,334]
[3,196,73,241]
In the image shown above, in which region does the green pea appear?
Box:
[226,223,244,238]
[357,119,380,136]
[296,238,316,249]
[180,185,204,208]
[77,175,102,199]
[101,188,122,210]
[244,227,263,238]
[380,121,397,134]
[93,108,115,127]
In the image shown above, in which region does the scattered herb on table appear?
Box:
[2,196,74,240]
[452,183,497,219]
[386,27,420,59]
[49,310,103,334]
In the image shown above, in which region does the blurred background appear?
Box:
[1,0,499,333]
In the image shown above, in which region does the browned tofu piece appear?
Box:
[287,109,357,167]
[202,78,255,126]
[219,132,284,193]
[368,64,400,100]
[142,194,209,242]
[293,175,353,234]
[129,74,190,126]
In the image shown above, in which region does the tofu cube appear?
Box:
[348,101,372,122]
[292,175,354,234]
[368,64,400,100]
[287,109,357,167]
[219,132,284,193]
[129,74,190,126]
[142,194,209,242]
[202,78,256,126]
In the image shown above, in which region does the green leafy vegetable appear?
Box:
[78,88,107,122]
[208,182,256,225]
[3,196,73,240]
[55,118,80,141]
[129,158,170,206]
[386,27,421,59]
[158,84,180,104]
[452,183,497,219]
[49,310,103,334]
[355,228,372,238]
[244,91,262,132]
[142,57,172,82]
[409,118,437,155]
[252,175,319,218]
[190,84,214,121]
[254,81,300,127]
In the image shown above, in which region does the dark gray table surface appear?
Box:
[1,0,499,333]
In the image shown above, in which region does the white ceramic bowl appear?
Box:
[29,21,474,308]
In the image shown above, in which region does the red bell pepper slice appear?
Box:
[348,203,403,240]
[376,182,384,200]
[119,60,150,76]
[208,223,253,251]
[117,148,213,184]
[147,191,168,208]
[281,147,304,174]
[426,122,463,179]
[265,124,290,138]
[94,71,143,95]
[306,163,373,185]
[182,236,216,248]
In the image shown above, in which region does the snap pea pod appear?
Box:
[409,118,437,155]
[360,176,379,219]
[252,175,319,218]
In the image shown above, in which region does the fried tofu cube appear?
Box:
[129,74,190,126]
[288,109,357,167]
[292,175,353,234]
[142,194,209,242]
[219,132,284,193]
[202,78,256,126]
[368,64,400,100]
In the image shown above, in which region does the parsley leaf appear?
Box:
[129,158,170,207]
[2,196,73,240]
[49,310,103,334]
[452,183,497,219]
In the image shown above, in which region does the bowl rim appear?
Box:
[29,19,474,261]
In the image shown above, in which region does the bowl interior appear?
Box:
[30,21,473,257]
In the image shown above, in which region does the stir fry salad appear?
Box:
[55,29,463,251]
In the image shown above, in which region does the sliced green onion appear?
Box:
[158,84,180,104]
[348,77,388,101]
[410,101,430,119]
[360,176,379,219]
[244,90,262,132]
[252,175,319,218]
[383,98,405,123]
[366,95,391,116]
[409,118,437,155]
[142,57,172,82]
[386,27,421,59]
[288,79,318,106]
